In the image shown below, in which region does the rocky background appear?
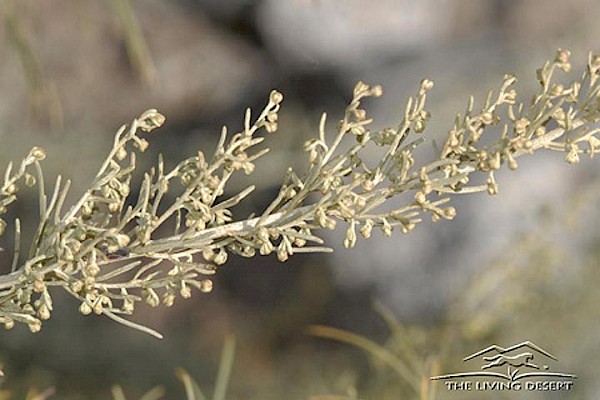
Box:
[1,1,599,399]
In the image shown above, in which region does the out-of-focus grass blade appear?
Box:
[213,334,236,400]
[25,387,55,400]
[307,325,420,395]
[139,386,166,400]
[108,0,156,84]
[372,300,422,371]
[175,368,208,400]
[111,385,127,400]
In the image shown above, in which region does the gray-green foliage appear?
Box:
[0,49,599,343]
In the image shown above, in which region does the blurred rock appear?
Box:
[257,0,453,72]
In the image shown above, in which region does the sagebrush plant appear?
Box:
[0,49,599,349]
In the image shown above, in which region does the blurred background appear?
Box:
[1,0,600,398]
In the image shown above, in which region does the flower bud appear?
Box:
[138,109,166,132]
[30,147,47,161]
[200,279,213,293]
[269,90,284,105]
[80,301,93,315]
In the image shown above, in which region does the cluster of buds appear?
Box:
[2,50,600,339]
[0,147,47,237]
[303,138,326,164]
[101,177,131,213]
[262,90,283,133]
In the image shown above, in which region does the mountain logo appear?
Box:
[431,341,577,392]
